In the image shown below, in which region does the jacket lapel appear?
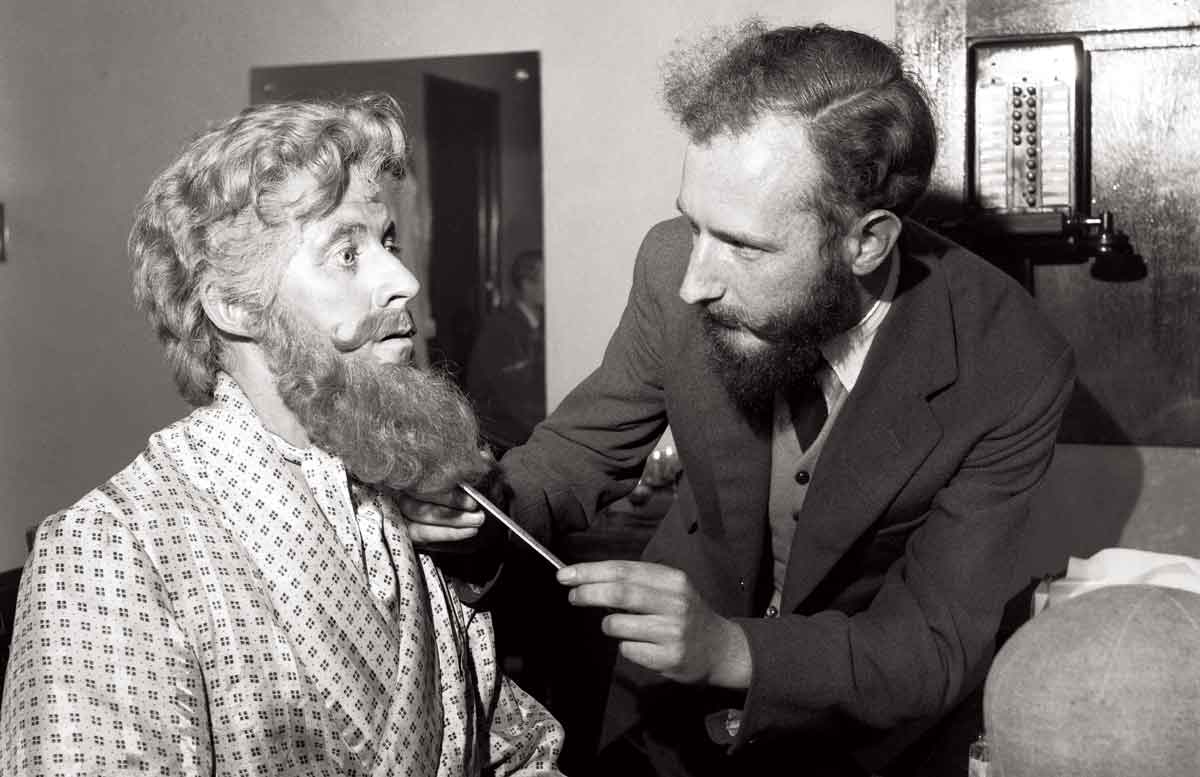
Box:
[781,237,958,609]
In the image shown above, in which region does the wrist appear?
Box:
[708,617,752,689]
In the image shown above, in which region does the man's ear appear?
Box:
[842,210,902,278]
[199,283,255,339]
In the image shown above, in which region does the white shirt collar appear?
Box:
[818,246,899,394]
[515,299,541,329]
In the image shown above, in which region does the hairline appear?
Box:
[680,114,849,250]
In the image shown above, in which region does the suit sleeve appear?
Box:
[501,222,680,542]
[0,510,210,776]
[733,343,1075,749]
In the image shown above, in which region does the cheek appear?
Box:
[737,267,808,321]
[279,276,371,335]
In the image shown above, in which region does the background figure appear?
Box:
[467,249,546,455]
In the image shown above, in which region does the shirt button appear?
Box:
[765,605,779,618]
[795,470,811,485]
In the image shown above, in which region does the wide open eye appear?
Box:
[335,246,358,268]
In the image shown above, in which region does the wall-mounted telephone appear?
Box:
[962,37,1143,282]
[967,37,1087,231]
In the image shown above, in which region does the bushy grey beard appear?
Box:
[702,254,861,428]
[260,309,490,496]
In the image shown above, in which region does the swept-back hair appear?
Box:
[662,20,936,240]
[129,93,410,405]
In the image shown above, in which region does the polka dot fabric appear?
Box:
[0,375,564,776]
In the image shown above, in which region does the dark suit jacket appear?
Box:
[466,304,546,452]
[503,217,1075,773]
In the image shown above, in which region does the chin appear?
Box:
[372,339,414,366]
[716,326,769,355]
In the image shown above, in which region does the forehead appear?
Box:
[680,116,824,221]
[279,167,392,235]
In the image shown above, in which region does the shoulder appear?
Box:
[640,216,692,255]
[32,416,209,562]
[903,220,1071,364]
[897,222,1075,423]
[631,217,692,298]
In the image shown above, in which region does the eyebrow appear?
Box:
[675,199,779,251]
[317,222,368,254]
[316,211,396,254]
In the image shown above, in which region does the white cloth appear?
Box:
[0,375,563,776]
[1034,547,1200,615]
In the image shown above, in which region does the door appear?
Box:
[424,74,501,380]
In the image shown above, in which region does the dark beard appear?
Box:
[702,255,861,429]
[261,310,490,496]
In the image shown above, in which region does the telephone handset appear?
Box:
[967,37,1087,232]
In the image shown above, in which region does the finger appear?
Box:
[601,613,683,644]
[423,510,486,528]
[407,524,480,546]
[398,500,485,528]
[618,640,682,676]
[566,581,687,615]
[397,489,481,514]
[557,560,688,590]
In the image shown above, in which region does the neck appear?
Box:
[855,249,894,313]
[223,342,310,448]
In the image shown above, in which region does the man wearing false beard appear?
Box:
[0,95,564,777]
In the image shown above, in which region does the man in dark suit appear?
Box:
[493,21,1075,777]
[467,249,546,455]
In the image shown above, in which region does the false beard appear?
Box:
[261,309,490,496]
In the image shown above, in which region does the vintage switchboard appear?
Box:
[967,38,1087,227]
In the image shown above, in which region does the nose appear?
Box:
[368,244,421,308]
[678,234,723,306]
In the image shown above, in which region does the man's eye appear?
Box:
[724,235,762,253]
[335,247,358,267]
[383,224,401,255]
